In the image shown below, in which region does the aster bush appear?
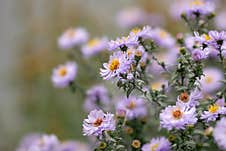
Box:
[16,0,226,151]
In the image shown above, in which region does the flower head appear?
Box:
[51,62,77,88]
[199,68,224,93]
[208,30,226,49]
[84,85,111,112]
[58,27,89,49]
[191,48,209,61]
[201,98,226,122]
[81,37,108,58]
[28,134,59,151]
[83,109,116,137]
[108,36,138,51]
[213,117,226,150]
[129,26,152,40]
[141,137,171,151]
[116,96,147,120]
[160,104,197,130]
[100,51,132,80]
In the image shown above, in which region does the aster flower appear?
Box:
[81,37,108,58]
[191,48,209,61]
[149,28,175,48]
[116,7,146,29]
[200,98,226,122]
[183,0,215,17]
[160,104,197,130]
[176,89,203,108]
[28,134,59,151]
[215,11,226,30]
[82,109,116,137]
[208,30,226,49]
[213,117,226,150]
[16,133,42,151]
[83,85,111,112]
[199,68,223,93]
[108,35,138,51]
[116,96,147,120]
[141,137,171,151]
[129,26,152,40]
[100,51,132,80]
[51,62,77,88]
[58,27,89,50]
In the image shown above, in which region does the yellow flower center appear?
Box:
[87,39,99,47]
[135,50,142,57]
[127,101,136,109]
[127,49,133,56]
[131,28,141,34]
[179,92,190,103]
[65,29,76,38]
[131,140,141,148]
[150,143,159,151]
[204,34,211,41]
[58,67,67,77]
[172,109,183,119]
[159,30,167,39]
[204,76,213,84]
[151,82,161,91]
[190,0,204,7]
[208,104,219,113]
[93,118,103,127]
[109,59,120,71]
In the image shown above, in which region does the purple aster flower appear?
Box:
[170,1,188,20]
[215,11,226,30]
[82,109,116,137]
[185,34,197,51]
[191,48,209,61]
[208,30,226,49]
[51,62,77,88]
[116,96,147,120]
[16,133,42,151]
[149,28,176,48]
[28,134,59,151]
[199,67,224,93]
[108,35,138,51]
[213,117,226,150]
[184,0,215,17]
[176,89,203,108]
[116,7,146,29]
[160,104,197,130]
[58,27,89,50]
[142,137,171,151]
[129,26,152,40]
[100,51,132,80]
[83,85,111,112]
[81,37,108,58]
[201,98,226,122]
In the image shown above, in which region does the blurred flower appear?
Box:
[16,133,42,151]
[28,134,59,151]
[160,104,197,130]
[83,109,116,137]
[149,28,175,48]
[57,141,89,151]
[215,11,226,30]
[201,98,226,122]
[170,1,188,20]
[81,37,108,58]
[108,35,138,51]
[58,27,89,50]
[116,7,146,29]
[100,51,132,80]
[51,62,77,88]
[150,79,169,91]
[199,68,223,93]
[213,117,226,150]
[116,96,147,120]
[84,85,111,112]
[141,137,171,151]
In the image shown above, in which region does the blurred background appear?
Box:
[0,0,226,150]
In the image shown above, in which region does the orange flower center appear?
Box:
[127,101,136,109]
[93,118,103,127]
[172,109,183,119]
[205,76,213,84]
[109,59,120,71]
[179,92,190,103]
[58,67,67,77]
